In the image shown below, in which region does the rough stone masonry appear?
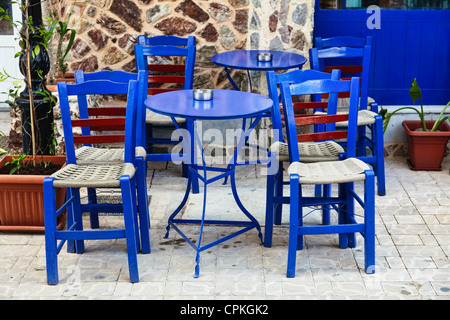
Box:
[57,0,314,94]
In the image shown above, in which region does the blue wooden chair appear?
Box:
[73,70,150,254]
[278,77,376,278]
[134,35,199,193]
[313,36,373,109]
[265,68,343,247]
[309,43,386,196]
[44,79,143,284]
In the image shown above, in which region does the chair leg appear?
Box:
[322,184,331,225]
[287,173,300,278]
[374,118,386,196]
[345,182,356,248]
[44,177,59,285]
[136,157,151,254]
[357,125,366,157]
[274,162,283,226]
[338,182,349,249]
[120,175,140,283]
[264,172,275,248]
[147,123,154,155]
[339,180,358,248]
[130,175,141,253]
[65,188,76,253]
[87,187,99,229]
[70,188,85,254]
[364,170,376,274]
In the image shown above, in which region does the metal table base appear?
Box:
[164,116,264,278]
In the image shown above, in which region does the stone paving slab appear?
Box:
[0,157,450,300]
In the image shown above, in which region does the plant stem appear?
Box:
[419,92,427,131]
[24,0,36,163]
[431,101,450,131]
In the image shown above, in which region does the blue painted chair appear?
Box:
[134,35,199,193]
[313,36,373,108]
[309,43,386,196]
[265,68,343,247]
[73,70,150,254]
[278,77,376,277]
[44,79,143,284]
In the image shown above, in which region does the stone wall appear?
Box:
[60,0,315,94]
[29,0,315,155]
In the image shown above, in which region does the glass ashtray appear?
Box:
[193,89,213,101]
[257,52,273,62]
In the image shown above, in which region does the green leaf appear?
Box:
[408,78,422,104]
[431,101,450,131]
[45,20,58,44]
[62,29,76,61]
[33,44,41,58]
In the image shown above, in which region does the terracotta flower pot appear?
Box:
[402,120,450,171]
[0,155,67,232]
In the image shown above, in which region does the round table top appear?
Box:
[211,50,307,71]
[145,89,273,120]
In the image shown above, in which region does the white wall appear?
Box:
[382,105,450,143]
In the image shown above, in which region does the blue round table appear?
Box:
[145,89,272,120]
[211,50,307,91]
[145,89,273,278]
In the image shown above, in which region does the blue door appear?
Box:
[314,0,450,105]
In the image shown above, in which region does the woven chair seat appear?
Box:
[315,109,377,127]
[51,163,136,188]
[75,146,147,165]
[288,158,370,185]
[270,140,344,163]
[146,109,186,125]
[335,96,375,109]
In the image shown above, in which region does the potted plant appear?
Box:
[381,78,450,171]
[46,3,76,92]
[0,154,66,232]
[0,0,66,232]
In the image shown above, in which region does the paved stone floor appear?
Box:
[0,157,449,300]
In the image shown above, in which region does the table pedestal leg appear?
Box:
[224,67,240,91]
[165,116,264,278]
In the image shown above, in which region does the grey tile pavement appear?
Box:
[0,157,450,300]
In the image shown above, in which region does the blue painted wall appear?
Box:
[314,6,450,105]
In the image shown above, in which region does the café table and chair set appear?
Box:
[43,34,384,284]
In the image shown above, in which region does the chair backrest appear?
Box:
[74,70,148,151]
[309,45,371,110]
[134,35,197,94]
[266,69,341,143]
[58,77,142,165]
[279,77,360,163]
[314,36,372,79]
[314,36,372,50]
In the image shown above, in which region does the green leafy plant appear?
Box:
[42,159,51,168]
[4,153,28,174]
[380,78,450,133]
[0,148,6,157]
[52,4,76,78]
[0,0,63,161]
